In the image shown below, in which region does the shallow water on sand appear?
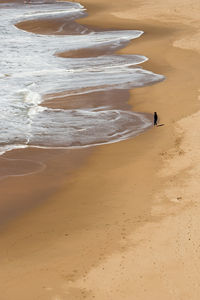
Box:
[0,1,164,155]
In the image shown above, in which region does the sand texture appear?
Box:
[0,0,200,299]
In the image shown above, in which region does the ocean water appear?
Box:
[0,1,164,155]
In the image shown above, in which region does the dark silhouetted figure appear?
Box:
[154,112,158,126]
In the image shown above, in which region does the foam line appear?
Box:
[0,1,164,155]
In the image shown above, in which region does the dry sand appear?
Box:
[0,0,200,299]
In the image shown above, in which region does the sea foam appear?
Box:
[0,1,164,154]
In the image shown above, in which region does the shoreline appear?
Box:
[0,3,156,223]
[0,0,200,299]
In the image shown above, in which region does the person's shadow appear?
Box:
[157,124,165,127]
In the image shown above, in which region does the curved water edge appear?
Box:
[0,156,46,180]
[0,1,165,155]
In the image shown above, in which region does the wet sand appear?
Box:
[0,0,200,299]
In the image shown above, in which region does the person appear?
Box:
[154,112,158,126]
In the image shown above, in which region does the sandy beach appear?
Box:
[0,0,200,299]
